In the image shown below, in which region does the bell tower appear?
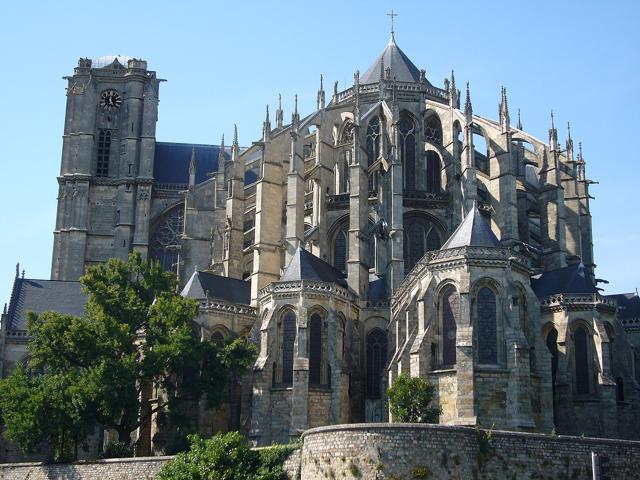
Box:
[51,56,161,280]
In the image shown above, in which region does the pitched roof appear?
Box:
[6,278,86,331]
[180,271,251,305]
[606,293,640,319]
[361,36,422,84]
[441,205,500,249]
[531,262,598,298]
[280,247,347,286]
[153,142,227,185]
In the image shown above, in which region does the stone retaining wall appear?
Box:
[0,456,171,480]
[300,423,640,479]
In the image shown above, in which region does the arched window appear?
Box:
[403,216,441,272]
[366,328,388,398]
[574,324,590,395]
[546,328,559,388]
[96,129,112,177]
[341,152,350,193]
[477,287,498,364]
[424,115,442,145]
[281,310,296,385]
[616,377,624,402]
[426,152,441,193]
[309,313,323,385]
[441,286,459,367]
[605,323,615,375]
[333,228,348,273]
[399,115,416,191]
[211,330,225,345]
[150,206,184,272]
[366,117,381,192]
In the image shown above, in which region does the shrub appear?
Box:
[158,431,295,480]
[102,441,134,459]
[386,374,441,423]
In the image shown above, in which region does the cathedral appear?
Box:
[2,28,640,459]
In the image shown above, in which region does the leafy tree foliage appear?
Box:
[386,374,441,423]
[0,253,256,460]
[158,432,295,480]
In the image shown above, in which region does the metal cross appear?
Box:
[387,10,398,37]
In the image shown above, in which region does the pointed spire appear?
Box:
[577,141,586,181]
[263,104,271,141]
[499,86,510,133]
[566,121,574,162]
[333,80,338,103]
[317,74,325,110]
[353,71,360,124]
[189,145,196,186]
[218,134,226,171]
[464,82,473,121]
[232,124,240,162]
[275,94,283,129]
[291,94,300,131]
[15,262,19,278]
[450,70,460,109]
[549,110,558,150]
[516,108,523,130]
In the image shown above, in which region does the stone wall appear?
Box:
[299,423,640,479]
[0,456,171,480]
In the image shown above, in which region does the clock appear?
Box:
[100,89,122,110]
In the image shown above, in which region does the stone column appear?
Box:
[347,125,368,298]
[389,119,405,291]
[291,302,309,439]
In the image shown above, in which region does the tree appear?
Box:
[386,374,441,423]
[0,253,256,459]
[158,432,295,480]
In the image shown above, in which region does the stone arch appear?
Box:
[570,319,597,396]
[402,211,445,273]
[329,215,376,272]
[471,279,503,365]
[274,306,297,386]
[424,110,443,146]
[308,306,329,386]
[210,325,231,344]
[436,282,459,369]
[366,327,388,399]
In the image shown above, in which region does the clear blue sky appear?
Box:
[1,0,639,303]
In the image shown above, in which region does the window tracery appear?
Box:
[424,115,442,145]
[399,115,416,191]
[96,129,112,177]
[403,216,441,272]
[366,328,387,398]
[150,206,184,272]
[279,310,296,385]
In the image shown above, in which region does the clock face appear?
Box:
[100,89,122,110]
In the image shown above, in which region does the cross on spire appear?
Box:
[387,10,398,41]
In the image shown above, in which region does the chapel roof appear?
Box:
[5,277,86,332]
[530,262,598,298]
[606,293,640,319]
[440,205,501,250]
[280,247,347,287]
[181,270,251,305]
[360,35,423,84]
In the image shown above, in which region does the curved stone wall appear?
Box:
[299,423,640,479]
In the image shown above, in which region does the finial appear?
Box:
[320,74,323,90]
[517,108,522,130]
[333,80,338,100]
[189,145,196,174]
[278,93,282,110]
[294,94,298,115]
[21,269,25,279]
[499,86,510,133]
[218,134,226,169]
[550,110,555,130]
[567,121,572,141]
[387,9,398,42]
[354,70,360,87]
[263,104,271,141]
[233,124,238,147]
[15,263,19,278]
[265,104,270,123]
[465,82,473,118]
[275,94,283,129]
[549,110,558,149]
[578,141,583,161]
[317,74,325,110]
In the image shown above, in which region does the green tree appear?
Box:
[158,432,295,480]
[0,253,256,459]
[386,374,441,423]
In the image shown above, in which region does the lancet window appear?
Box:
[399,115,416,191]
[477,287,498,364]
[279,310,296,385]
[403,217,441,272]
[366,328,387,398]
[96,129,112,177]
[441,286,459,367]
[366,117,381,191]
[426,152,441,193]
[424,115,442,145]
[574,324,590,395]
[309,313,326,386]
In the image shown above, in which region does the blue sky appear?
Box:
[1,0,639,302]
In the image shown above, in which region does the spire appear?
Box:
[231,124,240,162]
[263,104,271,141]
[275,94,283,129]
[464,82,473,121]
[353,71,360,124]
[499,86,510,133]
[450,70,460,109]
[516,108,523,130]
[441,204,500,249]
[577,142,585,181]
[189,145,196,186]
[291,94,300,131]
[217,134,226,171]
[549,110,558,150]
[15,262,19,278]
[566,121,574,162]
[387,9,398,43]
[317,74,325,110]
[333,80,338,103]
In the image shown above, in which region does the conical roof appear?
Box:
[281,247,347,286]
[361,36,422,84]
[441,205,500,249]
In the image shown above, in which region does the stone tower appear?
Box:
[51,56,161,280]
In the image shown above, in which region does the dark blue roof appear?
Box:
[6,278,87,331]
[154,142,227,185]
[368,273,387,300]
[181,271,251,305]
[281,247,347,287]
[531,263,598,298]
[606,293,640,319]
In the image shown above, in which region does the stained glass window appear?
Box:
[309,313,323,385]
[426,152,441,193]
[333,229,348,273]
[399,116,416,191]
[425,115,443,145]
[281,311,296,385]
[477,287,498,364]
[366,328,387,398]
[403,218,441,272]
[442,286,459,367]
[150,206,184,272]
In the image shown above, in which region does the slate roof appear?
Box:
[530,262,598,298]
[606,293,640,319]
[441,205,501,249]
[153,142,228,185]
[181,271,251,305]
[5,278,86,331]
[361,36,422,84]
[368,273,388,300]
[280,247,347,287]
